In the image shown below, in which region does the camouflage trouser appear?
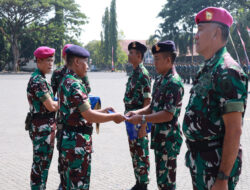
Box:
[154,149,177,190]
[60,130,92,190]
[56,127,64,188]
[185,148,242,190]
[128,136,150,185]
[190,172,240,190]
[29,119,56,190]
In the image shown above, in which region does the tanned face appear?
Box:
[194,23,218,57]
[75,57,89,78]
[153,53,172,75]
[37,56,54,74]
[128,49,141,65]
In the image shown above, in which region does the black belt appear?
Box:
[63,124,93,135]
[33,112,55,119]
[186,138,223,152]
[125,104,142,110]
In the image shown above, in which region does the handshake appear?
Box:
[103,107,143,124]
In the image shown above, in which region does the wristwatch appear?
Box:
[141,115,147,124]
[217,171,229,180]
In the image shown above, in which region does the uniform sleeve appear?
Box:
[69,82,91,113]
[141,74,151,99]
[32,80,50,102]
[163,83,184,114]
[214,68,248,114]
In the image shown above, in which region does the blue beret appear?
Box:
[128,41,147,54]
[152,40,176,54]
[65,45,90,58]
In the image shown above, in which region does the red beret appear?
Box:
[62,44,73,57]
[34,46,55,59]
[195,7,233,28]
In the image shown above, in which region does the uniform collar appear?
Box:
[132,62,143,74]
[163,67,174,79]
[204,46,227,68]
[65,68,81,79]
[35,68,45,78]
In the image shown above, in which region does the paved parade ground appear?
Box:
[0,72,249,190]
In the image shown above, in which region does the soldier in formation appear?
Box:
[123,41,151,190]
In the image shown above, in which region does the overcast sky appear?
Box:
[75,0,166,45]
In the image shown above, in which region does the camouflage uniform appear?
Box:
[124,63,151,185]
[51,65,91,95]
[58,68,92,190]
[150,67,184,190]
[27,68,56,189]
[183,47,248,190]
[51,65,91,189]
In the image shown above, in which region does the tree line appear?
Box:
[0,0,87,71]
[85,0,128,70]
[148,0,250,65]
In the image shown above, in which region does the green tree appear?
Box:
[158,0,249,61]
[0,19,11,71]
[110,0,118,64]
[0,0,52,71]
[0,0,87,71]
[116,42,128,70]
[50,0,87,65]
[102,7,111,65]
[85,40,106,69]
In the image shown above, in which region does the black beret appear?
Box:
[152,40,176,54]
[66,45,90,58]
[128,41,147,54]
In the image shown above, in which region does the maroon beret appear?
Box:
[34,46,55,59]
[195,7,233,28]
[62,44,73,57]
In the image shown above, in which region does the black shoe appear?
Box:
[130,183,147,190]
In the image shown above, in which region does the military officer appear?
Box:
[26,46,59,189]
[123,41,151,190]
[127,41,184,190]
[183,7,248,190]
[51,44,91,96]
[58,45,125,190]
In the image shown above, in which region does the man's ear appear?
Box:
[166,56,171,64]
[74,57,80,67]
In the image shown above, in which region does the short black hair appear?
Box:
[217,23,230,42]
[66,53,76,66]
[162,52,177,63]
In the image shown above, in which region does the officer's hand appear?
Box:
[103,107,115,113]
[138,124,147,139]
[211,180,228,190]
[126,115,141,125]
[125,111,137,118]
[113,113,125,124]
